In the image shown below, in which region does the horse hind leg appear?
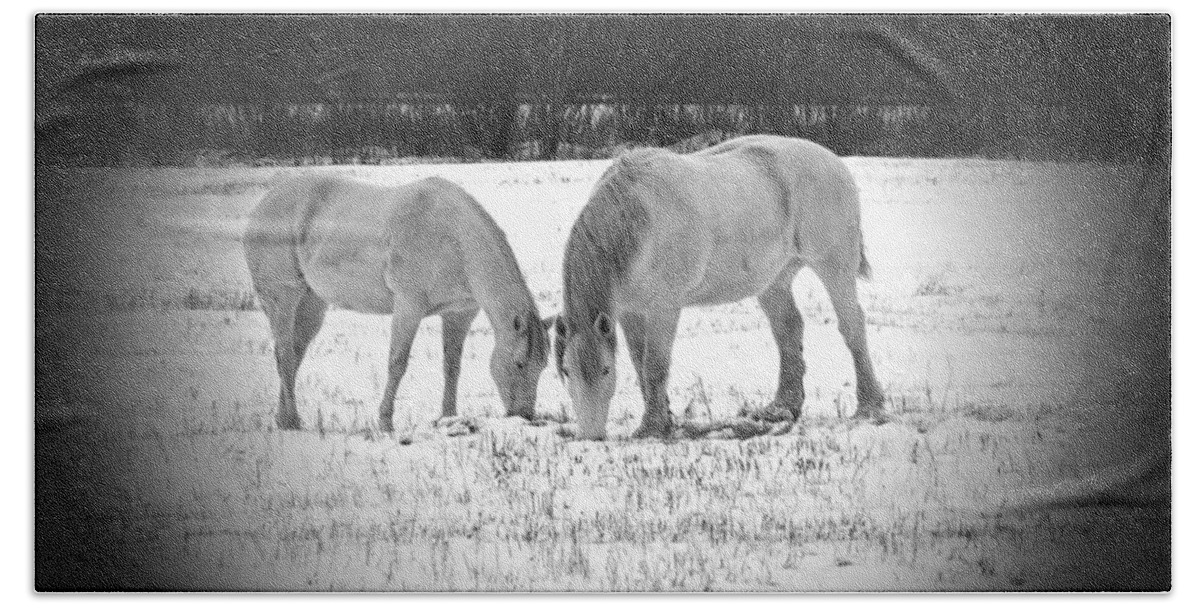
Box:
[438,308,478,419]
[284,287,326,422]
[255,285,306,430]
[245,229,314,429]
[757,269,806,418]
[811,258,887,421]
[293,285,327,351]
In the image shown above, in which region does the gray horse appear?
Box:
[554,135,887,440]
[244,174,550,432]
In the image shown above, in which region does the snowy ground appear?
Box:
[36,158,1167,591]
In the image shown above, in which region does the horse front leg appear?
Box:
[439,308,478,419]
[632,308,681,439]
[378,300,425,433]
[619,312,648,389]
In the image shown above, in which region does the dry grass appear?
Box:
[36,158,1166,591]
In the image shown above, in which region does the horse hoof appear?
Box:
[730,418,772,439]
[508,409,537,422]
[753,404,797,424]
[770,421,795,436]
[678,419,718,439]
[436,416,479,436]
[633,417,674,439]
[853,407,893,425]
[378,419,394,434]
[276,415,303,431]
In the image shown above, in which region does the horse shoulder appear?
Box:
[611,147,681,181]
[382,180,478,288]
[384,181,461,253]
[625,183,713,304]
[691,133,781,157]
[411,175,472,201]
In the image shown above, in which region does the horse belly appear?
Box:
[299,245,395,314]
[687,243,792,305]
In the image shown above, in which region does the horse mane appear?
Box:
[522,309,548,361]
[558,155,652,382]
[440,179,550,362]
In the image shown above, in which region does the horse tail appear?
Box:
[857,230,873,281]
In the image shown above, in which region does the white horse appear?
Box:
[244,174,550,432]
[554,135,887,440]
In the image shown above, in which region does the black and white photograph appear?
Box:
[33,11,1172,592]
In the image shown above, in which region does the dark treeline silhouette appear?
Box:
[35,14,1168,165]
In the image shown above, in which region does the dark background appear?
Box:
[34,14,1171,591]
[36,14,1168,166]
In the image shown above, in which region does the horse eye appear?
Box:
[515,361,525,370]
[602,367,611,377]
[562,369,570,378]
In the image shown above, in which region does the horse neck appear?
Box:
[462,228,537,331]
[562,248,616,334]
[561,182,646,333]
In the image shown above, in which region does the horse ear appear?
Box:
[542,315,556,332]
[594,312,613,337]
[554,315,567,338]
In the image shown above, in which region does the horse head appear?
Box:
[554,312,617,440]
[489,309,552,419]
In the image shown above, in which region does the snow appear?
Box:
[37,157,1164,590]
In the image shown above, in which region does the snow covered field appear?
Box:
[36,157,1167,590]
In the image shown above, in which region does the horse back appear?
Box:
[609,136,863,307]
[599,146,788,307]
[248,174,478,314]
[696,136,863,260]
